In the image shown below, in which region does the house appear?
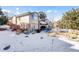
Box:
[8,12,52,32]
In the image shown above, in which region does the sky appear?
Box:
[1,6,79,21]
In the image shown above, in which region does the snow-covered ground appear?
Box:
[0,30,79,52]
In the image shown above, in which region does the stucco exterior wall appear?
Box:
[11,16,16,24]
[16,17,20,25]
[9,13,40,30]
[16,15,30,29]
[20,15,30,24]
[16,15,30,25]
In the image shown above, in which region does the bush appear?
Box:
[10,24,20,31]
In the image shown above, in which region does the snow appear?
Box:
[0,30,79,52]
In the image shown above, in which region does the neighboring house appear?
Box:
[8,12,52,31]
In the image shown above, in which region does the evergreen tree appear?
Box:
[0,7,8,25]
[58,8,79,29]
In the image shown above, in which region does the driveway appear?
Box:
[0,31,79,52]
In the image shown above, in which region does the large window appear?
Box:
[32,13,38,20]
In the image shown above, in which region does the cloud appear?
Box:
[16,11,20,15]
[46,10,52,13]
[46,10,58,13]
[16,8,20,15]
[54,10,58,13]
[2,9,16,16]
[16,8,19,11]
[2,9,11,13]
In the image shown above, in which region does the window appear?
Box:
[32,13,38,20]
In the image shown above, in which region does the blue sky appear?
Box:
[1,6,79,21]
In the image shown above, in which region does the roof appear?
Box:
[8,12,39,20]
[16,12,33,17]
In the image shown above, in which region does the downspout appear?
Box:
[37,12,40,30]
